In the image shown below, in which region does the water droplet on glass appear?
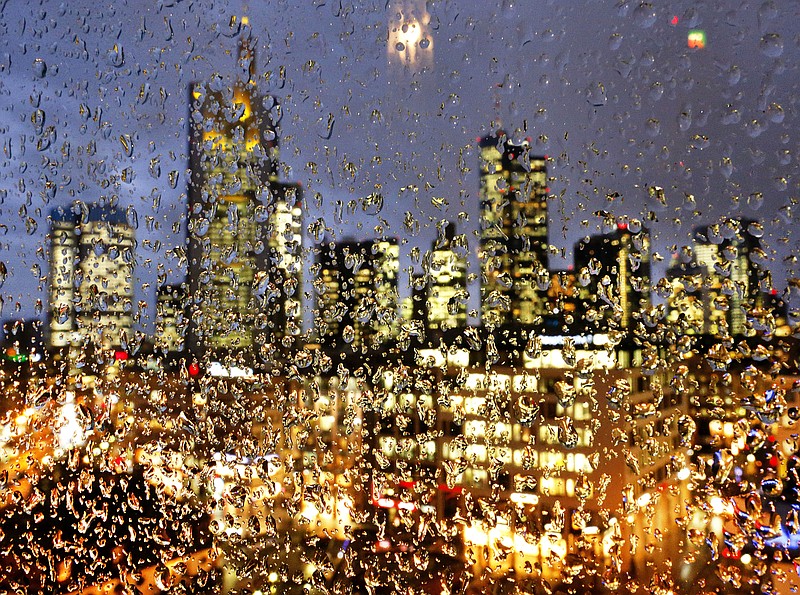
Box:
[747,192,764,210]
[558,416,579,448]
[107,43,125,67]
[33,58,46,78]
[678,110,692,131]
[633,3,657,28]
[759,33,783,57]
[120,134,133,157]
[766,103,785,123]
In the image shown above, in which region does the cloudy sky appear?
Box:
[0,0,797,330]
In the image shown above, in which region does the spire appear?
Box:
[237,16,256,85]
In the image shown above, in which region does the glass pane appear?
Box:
[0,2,796,594]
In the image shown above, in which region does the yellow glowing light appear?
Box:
[463,524,489,546]
[387,3,433,68]
[709,496,728,515]
[234,91,252,121]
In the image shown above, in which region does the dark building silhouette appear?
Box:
[573,224,651,332]
[315,239,399,350]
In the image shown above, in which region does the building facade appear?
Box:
[187,30,301,361]
[573,224,652,333]
[47,202,135,352]
[478,133,549,328]
[666,218,765,337]
[315,239,400,350]
[422,222,468,333]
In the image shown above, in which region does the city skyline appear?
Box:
[0,1,795,330]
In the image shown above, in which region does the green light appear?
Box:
[688,30,706,49]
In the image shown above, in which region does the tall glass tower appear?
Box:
[187,25,302,361]
[478,133,549,328]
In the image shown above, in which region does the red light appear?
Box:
[771,288,778,296]
[770,455,779,467]
[671,15,679,25]
[114,351,128,361]
[617,222,629,230]
[768,435,776,443]
[189,362,200,377]
[376,539,392,552]
[438,484,463,494]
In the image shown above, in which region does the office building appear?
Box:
[47,202,135,351]
[316,239,400,350]
[666,218,765,336]
[422,222,468,333]
[573,224,651,332]
[187,26,301,359]
[155,284,188,355]
[478,133,549,328]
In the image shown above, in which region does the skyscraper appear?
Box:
[478,133,549,328]
[316,239,400,350]
[422,222,468,333]
[666,218,765,336]
[47,201,135,352]
[573,224,651,332]
[187,25,302,360]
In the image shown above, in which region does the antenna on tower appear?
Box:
[491,82,504,133]
[236,14,256,86]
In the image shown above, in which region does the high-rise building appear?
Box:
[422,222,468,333]
[573,224,651,332]
[47,201,135,351]
[253,181,304,354]
[666,218,765,336]
[478,133,549,328]
[187,26,301,359]
[316,239,400,350]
